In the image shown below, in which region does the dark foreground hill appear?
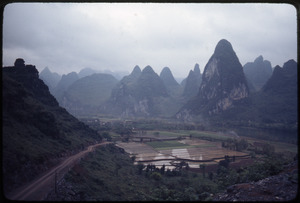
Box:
[2,59,101,196]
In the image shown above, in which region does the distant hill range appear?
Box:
[37,39,297,130]
[101,65,175,117]
[2,59,101,195]
[61,73,118,116]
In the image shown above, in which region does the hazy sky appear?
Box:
[2,3,297,78]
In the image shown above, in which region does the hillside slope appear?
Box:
[2,59,101,196]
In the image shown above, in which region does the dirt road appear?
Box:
[6,142,111,201]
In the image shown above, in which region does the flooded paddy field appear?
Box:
[116,129,297,171]
[116,136,250,170]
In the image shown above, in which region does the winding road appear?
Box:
[6,142,111,201]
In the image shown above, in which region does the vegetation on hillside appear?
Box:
[56,142,296,201]
[2,64,102,195]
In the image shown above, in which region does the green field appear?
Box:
[148,130,187,138]
[147,130,235,141]
[147,130,297,155]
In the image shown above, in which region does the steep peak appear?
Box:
[187,69,195,78]
[14,58,25,68]
[160,67,172,77]
[193,63,201,75]
[40,67,51,75]
[130,65,142,77]
[283,59,297,69]
[214,39,234,56]
[282,59,297,75]
[43,66,51,72]
[254,55,264,63]
[273,65,282,73]
[142,65,155,74]
[160,66,179,89]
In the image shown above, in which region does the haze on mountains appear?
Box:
[37,38,297,134]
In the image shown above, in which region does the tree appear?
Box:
[160,164,165,175]
[137,163,144,175]
[236,138,248,151]
[208,172,214,180]
[219,156,230,168]
[150,172,162,181]
[101,131,112,141]
[199,164,206,178]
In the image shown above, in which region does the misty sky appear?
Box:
[2,3,297,78]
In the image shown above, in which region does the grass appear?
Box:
[181,130,230,141]
[148,131,188,138]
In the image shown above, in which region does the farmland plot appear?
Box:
[117,137,249,169]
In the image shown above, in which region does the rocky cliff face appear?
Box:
[176,39,249,120]
[243,55,273,91]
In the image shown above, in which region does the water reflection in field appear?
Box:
[116,140,249,169]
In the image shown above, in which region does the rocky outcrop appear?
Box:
[176,39,249,120]
[213,161,298,201]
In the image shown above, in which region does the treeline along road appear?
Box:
[7,142,111,201]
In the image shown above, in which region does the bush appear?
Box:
[150,172,162,181]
